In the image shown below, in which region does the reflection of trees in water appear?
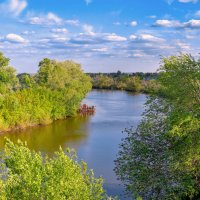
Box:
[0,116,91,154]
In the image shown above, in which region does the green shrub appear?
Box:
[0,139,106,200]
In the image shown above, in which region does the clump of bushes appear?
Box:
[0,139,106,199]
[0,52,92,131]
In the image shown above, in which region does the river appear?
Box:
[0,90,147,199]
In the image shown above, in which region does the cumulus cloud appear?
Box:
[65,19,80,26]
[27,12,63,25]
[70,32,127,44]
[22,30,35,35]
[25,12,81,27]
[0,0,27,16]
[129,35,137,40]
[130,34,165,43]
[82,24,95,35]
[130,21,138,27]
[154,20,181,27]
[154,19,200,28]
[5,33,28,43]
[184,19,200,28]
[176,41,191,50]
[51,28,68,33]
[92,48,108,52]
[103,34,127,42]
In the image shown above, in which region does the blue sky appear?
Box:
[0,0,200,73]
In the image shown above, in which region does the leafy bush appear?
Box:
[0,139,106,200]
[0,53,92,131]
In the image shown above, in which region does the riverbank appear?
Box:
[91,74,160,94]
[0,53,92,133]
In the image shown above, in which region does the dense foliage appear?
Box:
[115,54,200,199]
[0,52,92,131]
[90,72,159,93]
[0,139,106,199]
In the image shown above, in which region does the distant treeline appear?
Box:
[87,71,158,80]
[87,71,160,93]
[0,52,92,132]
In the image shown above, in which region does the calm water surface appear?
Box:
[0,90,146,199]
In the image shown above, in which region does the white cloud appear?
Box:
[27,12,63,25]
[178,0,198,3]
[0,0,27,16]
[22,30,35,35]
[92,48,108,52]
[5,33,28,43]
[130,21,138,27]
[129,34,137,40]
[85,0,92,5]
[176,41,191,50]
[70,32,127,44]
[154,19,200,28]
[140,34,165,42]
[51,36,68,42]
[130,34,165,43]
[132,53,145,58]
[65,19,80,26]
[154,19,181,27]
[82,24,95,35]
[47,13,62,24]
[184,19,200,28]
[103,33,127,42]
[51,28,68,33]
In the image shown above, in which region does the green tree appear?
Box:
[0,52,9,67]
[115,53,200,199]
[125,76,142,92]
[93,75,114,89]
[0,53,18,93]
[0,54,92,131]
[0,139,106,200]
[158,54,200,113]
[17,73,34,89]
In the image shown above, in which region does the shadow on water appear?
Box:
[0,116,91,155]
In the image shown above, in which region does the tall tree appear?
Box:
[115,54,200,199]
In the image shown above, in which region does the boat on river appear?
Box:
[78,104,96,115]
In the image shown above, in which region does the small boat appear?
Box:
[78,104,96,115]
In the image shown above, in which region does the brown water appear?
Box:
[0,90,146,199]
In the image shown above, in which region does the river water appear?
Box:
[0,90,146,199]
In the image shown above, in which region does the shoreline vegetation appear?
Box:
[0,52,92,132]
[88,72,160,94]
[115,54,200,199]
[0,51,160,133]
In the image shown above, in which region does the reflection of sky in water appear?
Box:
[0,90,146,200]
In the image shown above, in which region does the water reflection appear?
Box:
[0,116,91,154]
